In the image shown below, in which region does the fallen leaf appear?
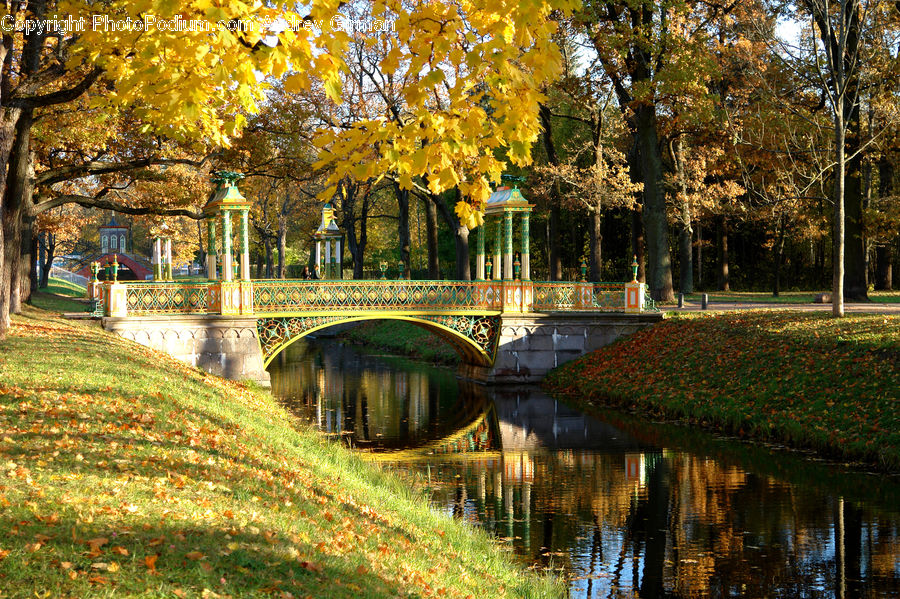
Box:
[25,542,41,552]
[0,549,10,560]
[60,561,73,570]
[91,562,110,571]
[200,561,213,572]
[144,554,158,573]
[87,537,108,556]
[185,551,205,560]
[356,564,368,574]
[88,574,109,585]
[111,545,129,556]
[298,561,321,573]
[107,562,120,573]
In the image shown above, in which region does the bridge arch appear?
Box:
[257,313,501,369]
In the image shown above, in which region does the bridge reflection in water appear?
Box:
[270,337,900,599]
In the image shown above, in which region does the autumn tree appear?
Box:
[0,0,577,336]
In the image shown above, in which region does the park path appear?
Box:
[668,301,900,315]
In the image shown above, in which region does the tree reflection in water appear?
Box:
[270,336,900,598]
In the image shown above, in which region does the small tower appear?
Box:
[99,214,129,255]
[480,181,533,282]
[203,172,252,282]
[313,203,343,279]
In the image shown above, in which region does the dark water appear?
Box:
[269,337,900,598]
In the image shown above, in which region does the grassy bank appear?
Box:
[341,321,460,364]
[545,311,900,471]
[0,308,561,598]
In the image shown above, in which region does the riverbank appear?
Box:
[544,311,900,471]
[341,320,460,364]
[0,303,561,597]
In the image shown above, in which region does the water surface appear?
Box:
[269,337,900,598]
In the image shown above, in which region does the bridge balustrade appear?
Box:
[99,278,651,317]
[252,280,504,314]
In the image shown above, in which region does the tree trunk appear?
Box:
[717,217,730,291]
[833,118,846,316]
[431,190,469,280]
[263,238,274,278]
[626,146,646,283]
[196,220,206,276]
[343,191,369,280]
[875,156,893,291]
[630,208,645,283]
[0,113,23,336]
[20,209,35,304]
[589,206,602,281]
[396,184,411,278]
[425,196,440,278]
[679,222,693,294]
[773,214,785,297]
[843,86,867,300]
[2,109,33,321]
[695,219,702,289]
[277,218,287,279]
[549,204,562,280]
[674,138,693,294]
[39,231,54,288]
[634,98,674,301]
[454,225,470,281]
[874,245,892,290]
[539,104,563,281]
[0,0,44,336]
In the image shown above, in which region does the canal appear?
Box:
[269,335,900,598]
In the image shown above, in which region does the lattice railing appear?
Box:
[253,280,502,314]
[110,279,652,316]
[124,282,211,315]
[533,282,579,309]
[532,282,628,311]
[591,283,628,311]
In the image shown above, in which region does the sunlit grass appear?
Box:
[30,277,90,314]
[0,306,563,598]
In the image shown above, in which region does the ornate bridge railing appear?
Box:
[252,280,503,314]
[533,282,627,311]
[122,282,212,315]
[100,279,654,318]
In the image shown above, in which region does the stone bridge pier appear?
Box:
[103,316,271,385]
[459,312,662,384]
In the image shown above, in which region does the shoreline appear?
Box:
[543,310,900,473]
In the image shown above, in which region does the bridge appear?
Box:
[93,174,662,385]
[98,277,660,385]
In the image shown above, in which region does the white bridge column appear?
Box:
[325,240,332,279]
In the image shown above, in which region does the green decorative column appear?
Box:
[503,211,513,280]
[521,212,530,280]
[493,217,502,281]
[222,211,233,282]
[476,222,485,280]
[240,209,250,280]
[206,218,217,280]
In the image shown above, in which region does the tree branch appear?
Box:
[6,66,103,109]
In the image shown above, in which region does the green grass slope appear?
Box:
[0,307,561,598]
